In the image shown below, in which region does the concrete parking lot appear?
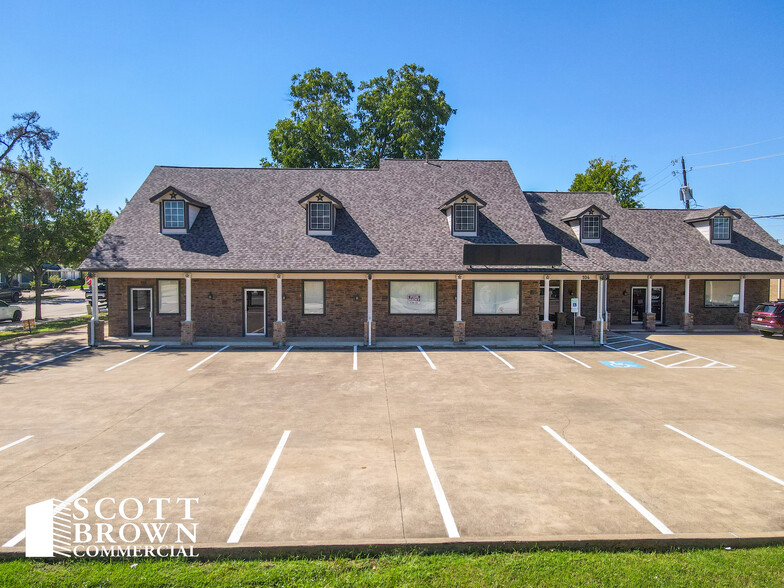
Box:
[0,330,783,553]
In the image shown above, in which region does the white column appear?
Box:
[91,275,98,321]
[684,277,690,313]
[543,277,550,321]
[596,277,602,321]
[646,277,653,314]
[739,277,745,313]
[276,275,283,322]
[576,279,582,317]
[367,277,373,323]
[778,278,781,300]
[456,276,463,322]
[558,279,564,313]
[185,274,192,321]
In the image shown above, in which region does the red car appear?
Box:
[751,301,784,337]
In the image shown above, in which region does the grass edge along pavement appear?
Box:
[0,313,106,343]
[1,547,784,586]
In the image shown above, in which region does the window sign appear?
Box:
[389,281,436,314]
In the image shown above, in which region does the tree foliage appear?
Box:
[0,157,115,319]
[569,158,645,209]
[0,112,58,206]
[261,64,455,169]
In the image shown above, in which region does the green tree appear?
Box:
[355,64,456,168]
[261,69,356,168]
[0,158,110,319]
[260,64,456,169]
[569,158,645,209]
[0,111,58,205]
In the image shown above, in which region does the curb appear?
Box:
[0,324,88,347]
[2,534,784,561]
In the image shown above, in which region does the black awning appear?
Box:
[463,244,562,266]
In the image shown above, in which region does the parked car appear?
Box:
[85,281,107,305]
[0,300,22,322]
[0,284,22,303]
[751,300,784,337]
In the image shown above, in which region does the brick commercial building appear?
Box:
[80,160,784,345]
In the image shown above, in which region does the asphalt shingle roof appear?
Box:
[79,160,784,275]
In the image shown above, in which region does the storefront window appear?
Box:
[704,280,740,307]
[474,281,520,315]
[389,281,437,314]
[303,280,325,314]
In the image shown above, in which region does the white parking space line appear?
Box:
[227,430,290,543]
[414,428,459,538]
[0,435,33,453]
[542,426,672,535]
[353,345,358,371]
[187,345,230,372]
[650,352,681,361]
[13,347,90,373]
[105,344,166,372]
[481,345,515,369]
[541,345,591,369]
[665,356,701,367]
[417,346,437,370]
[270,345,294,371]
[604,333,734,369]
[614,342,651,350]
[2,432,165,548]
[665,425,784,488]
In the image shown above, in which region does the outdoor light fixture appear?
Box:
[282,294,287,300]
[623,290,628,296]
[353,294,361,301]
[207,292,214,300]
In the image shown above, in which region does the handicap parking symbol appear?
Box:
[600,360,644,369]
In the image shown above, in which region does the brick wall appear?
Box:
[191,279,278,337]
[283,279,365,337]
[372,279,456,337]
[107,278,186,337]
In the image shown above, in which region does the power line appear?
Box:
[691,151,784,170]
[684,134,784,157]
[643,174,679,197]
[644,170,678,192]
[750,213,784,219]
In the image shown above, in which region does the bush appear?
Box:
[49,275,62,287]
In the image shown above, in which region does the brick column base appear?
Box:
[682,312,694,332]
[453,321,466,343]
[539,320,554,343]
[273,321,287,345]
[364,321,376,345]
[644,313,657,331]
[180,320,195,345]
[556,312,567,329]
[592,320,602,341]
[89,319,105,345]
[574,315,586,335]
[735,312,751,331]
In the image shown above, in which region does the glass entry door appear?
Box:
[244,289,266,336]
[130,288,153,335]
[631,287,664,324]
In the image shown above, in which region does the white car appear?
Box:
[0,300,23,322]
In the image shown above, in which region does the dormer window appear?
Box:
[561,205,609,244]
[711,216,731,242]
[684,205,739,244]
[163,200,186,229]
[298,189,343,236]
[453,203,476,233]
[440,190,487,237]
[581,215,601,241]
[149,186,208,235]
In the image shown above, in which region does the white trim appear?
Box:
[631,286,664,325]
[244,288,267,336]
[130,287,153,336]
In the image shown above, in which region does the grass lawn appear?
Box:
[1,548,783,587]
[0,313,106,342]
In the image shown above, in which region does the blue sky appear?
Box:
[2,0,783,241]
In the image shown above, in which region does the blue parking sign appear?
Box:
[600,360,643,369]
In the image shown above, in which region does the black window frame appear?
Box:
[452,203,477,234]
[580,214,602,241]
[162,200,187,230]
[302,279,326,315]
[472,280,522,316]
[308,201,333,232]
[388,280,439,316]
[703,279,740,308]
[710,216,732,242]
[157,279,181,315]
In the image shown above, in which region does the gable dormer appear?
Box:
[439,190,487,237]
[561,205,610,244]
[149,186,208,235]
[298,189,343,236]
[684,206,741,244]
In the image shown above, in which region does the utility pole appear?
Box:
[681,156,690,210]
